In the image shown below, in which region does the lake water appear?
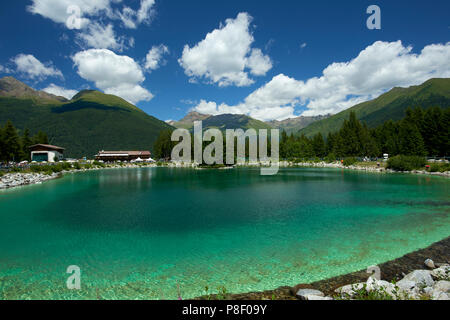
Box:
[0,167,449,299]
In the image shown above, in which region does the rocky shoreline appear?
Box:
[0,163,157,190]
[277,161,450,178]
[0,172,61,189]
[196,237,450,300]
[1,160,448,190]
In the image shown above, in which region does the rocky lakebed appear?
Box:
[198,237,450,300]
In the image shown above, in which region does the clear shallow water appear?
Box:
[0,167,449,300]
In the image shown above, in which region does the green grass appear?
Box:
[354,161,386,168]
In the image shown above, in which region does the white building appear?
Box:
[30,144,65,162]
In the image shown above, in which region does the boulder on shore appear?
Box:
[296,288,324,300]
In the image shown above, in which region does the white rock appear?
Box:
[335,283,365,297]
[423,287,434,296]
[396,279,417,292]
[296,289,324,300]
[366,277,397,299]
[398,270,434,288]
[424,258,435,269]
[304,295,333,300]
[433,280,450,293]
[432,291,450,300]
[431,266,450,280]
[435,262,449,268]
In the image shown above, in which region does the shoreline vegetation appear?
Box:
[1,158,449,190]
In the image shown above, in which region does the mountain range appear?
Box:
[169,112,273,131]
[268,114,331,134]
[169,111,330,133]
[299,78,450,137]
[0,77,172,158]
[1,76,448,159]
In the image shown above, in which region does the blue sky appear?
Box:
[0,0,449,122]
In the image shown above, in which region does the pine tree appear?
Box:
[153,130,174,160]
[3,121,21,162]
[21,128,33,161]
[398,120,427,156]
[0,124,4,161]
[312,133,326,158]
[280,131,288,159]
[339,112,363,156]
[34,131,49,145]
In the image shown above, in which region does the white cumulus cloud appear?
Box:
[72,49,153,104]
[42,84,78,99]
[117,0,156,29]
[77,23,125,50]
[178,12,272,87]
[0,65,9,73]
[13,54,63,80]
[137,0,155,24]
[193,41,450,121]
[145,44,169,71]
[27,0,114,27]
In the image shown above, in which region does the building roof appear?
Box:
[97,151,151,156]
[29,144,65,151]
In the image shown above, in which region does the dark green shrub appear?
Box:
[343,157,358,166]
[93,161,105,168]
[61,162,73,170]
[387,155,427,171]
[429,162,450,173]
[325,153,336,163]
[51,164,63,173]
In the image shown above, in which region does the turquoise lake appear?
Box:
[0,167,449,299]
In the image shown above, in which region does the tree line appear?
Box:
[0,120,49,162]
[154,106,449,162]
[302,106,449,160]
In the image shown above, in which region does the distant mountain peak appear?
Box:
[71,89,99,100]
[268,114,332,134]
[171,111,272,131]
[180,111,211,122]
[0,76,67,103]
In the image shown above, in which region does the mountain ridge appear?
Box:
[268,114,331,134]
[0,77,173,158]
[299,78,450,137]
[0,76,68,103]
[170,111,273,131]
